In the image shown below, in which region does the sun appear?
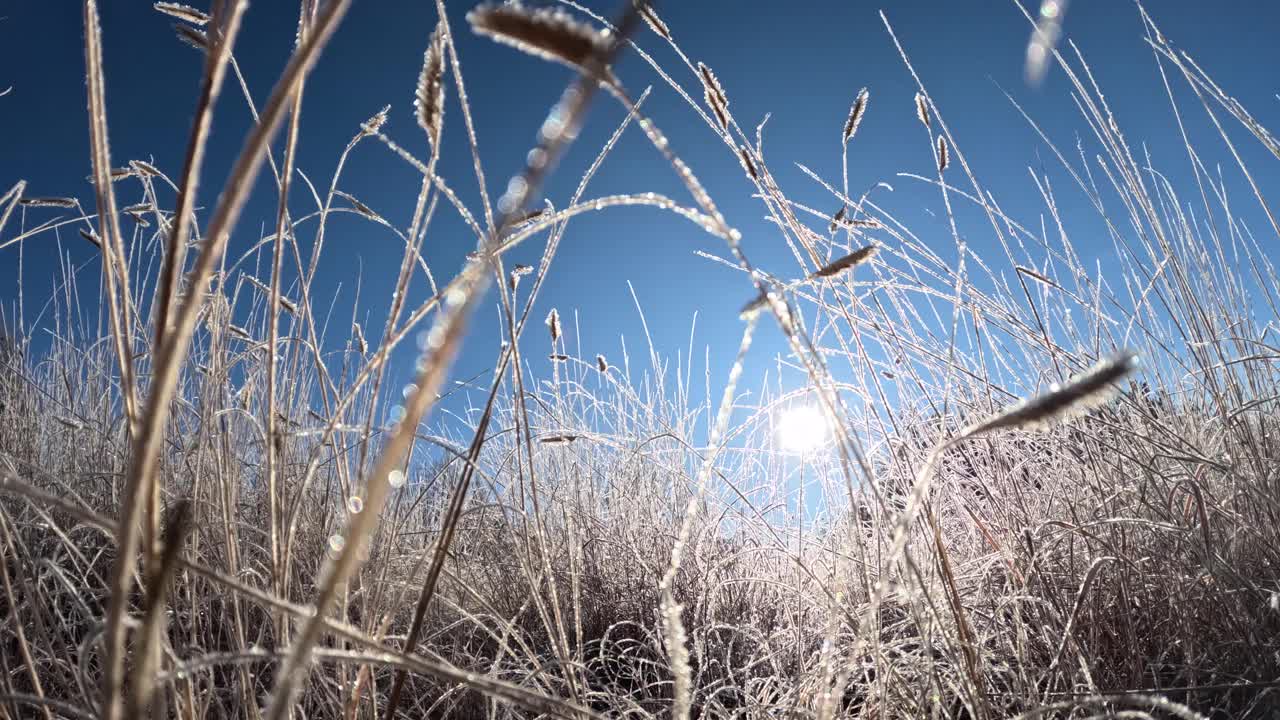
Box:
[777,404,830,453]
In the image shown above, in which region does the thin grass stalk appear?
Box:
[83,0,154,713]
[265,1,312,648]
[848,352,1140,719]
[0,182,27,242]
[0,514,54,720]
[83,1,138,356]
[501,282,584,710]
[0,470,602,720]
[437,0,497,236]
[263,262,478,720]
[0,694,94,720]
[924,503,986,716]
[1010,694,1206,720]
[346,19,452,533]
[153,2,246,349]
[382,352,510,718]
[126,499,194,720]
[569,35,871,523]
[278,117,407,601]
[661,312,758,720]
[97,3,352,718]
[480,94,656,710]
[142,10,250,711]
[82,0,141,441]
[264,4,643,717]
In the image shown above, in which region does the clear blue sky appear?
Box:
[2,1,1277,433]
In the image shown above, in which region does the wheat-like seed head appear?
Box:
[546,308,562,342]
[549,353,570,362]
[361,105,390,136]
[959,351,1140,438]
[811,244,879,279]
[737,146,759,181]
[539,434,580,444]
[509,263,534,290]
[239,273,297,314]
[415,23,446,146]
[352,323,367,355]
[739,288,792,328]
[739,292,768,320]
[936,135,949,171]
[154,2,210,26]
[334,190,376,219]
[596,354,608,372]
[19,197,77,208]
[467,2,618,86]
[130,159,161,177]
[79,228,103,249]
[843,87,869,144]
[914,91,930,128]
[512,206,547,226]
[829,206,847,233]
[634,1,670,39]
[173,23,209,51]
[509,264,534,288]
[55,415,85,430]
[697,62,729,131]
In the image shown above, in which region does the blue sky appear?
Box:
[2,1,1278,437]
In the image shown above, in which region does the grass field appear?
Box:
[2,1,1279,718]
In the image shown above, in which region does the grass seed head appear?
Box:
[546,308,562,342]
[843,87,869,143]
[634,1,670,39]
[172,23,209,51]
[353,323,367,354]
[540,434,579,444]
[914,91,931,128]
[829,205,846,233]
[737,146,759,180]
[78,228,102,249]
[467,2,618,85]
[415,23,447,146]
[20,197,77,209]
[154,2,210,26]
[510,264,534,289]
[361,105,390,136]
[697,62,730,131]
[812,244,879,279]
[960,351,1140,438]
[130,159,162,177]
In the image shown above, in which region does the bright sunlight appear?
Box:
[777,404,830,453]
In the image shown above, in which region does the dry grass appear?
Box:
[2,1,1279,719]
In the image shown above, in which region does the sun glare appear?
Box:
[777,405,830,453]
